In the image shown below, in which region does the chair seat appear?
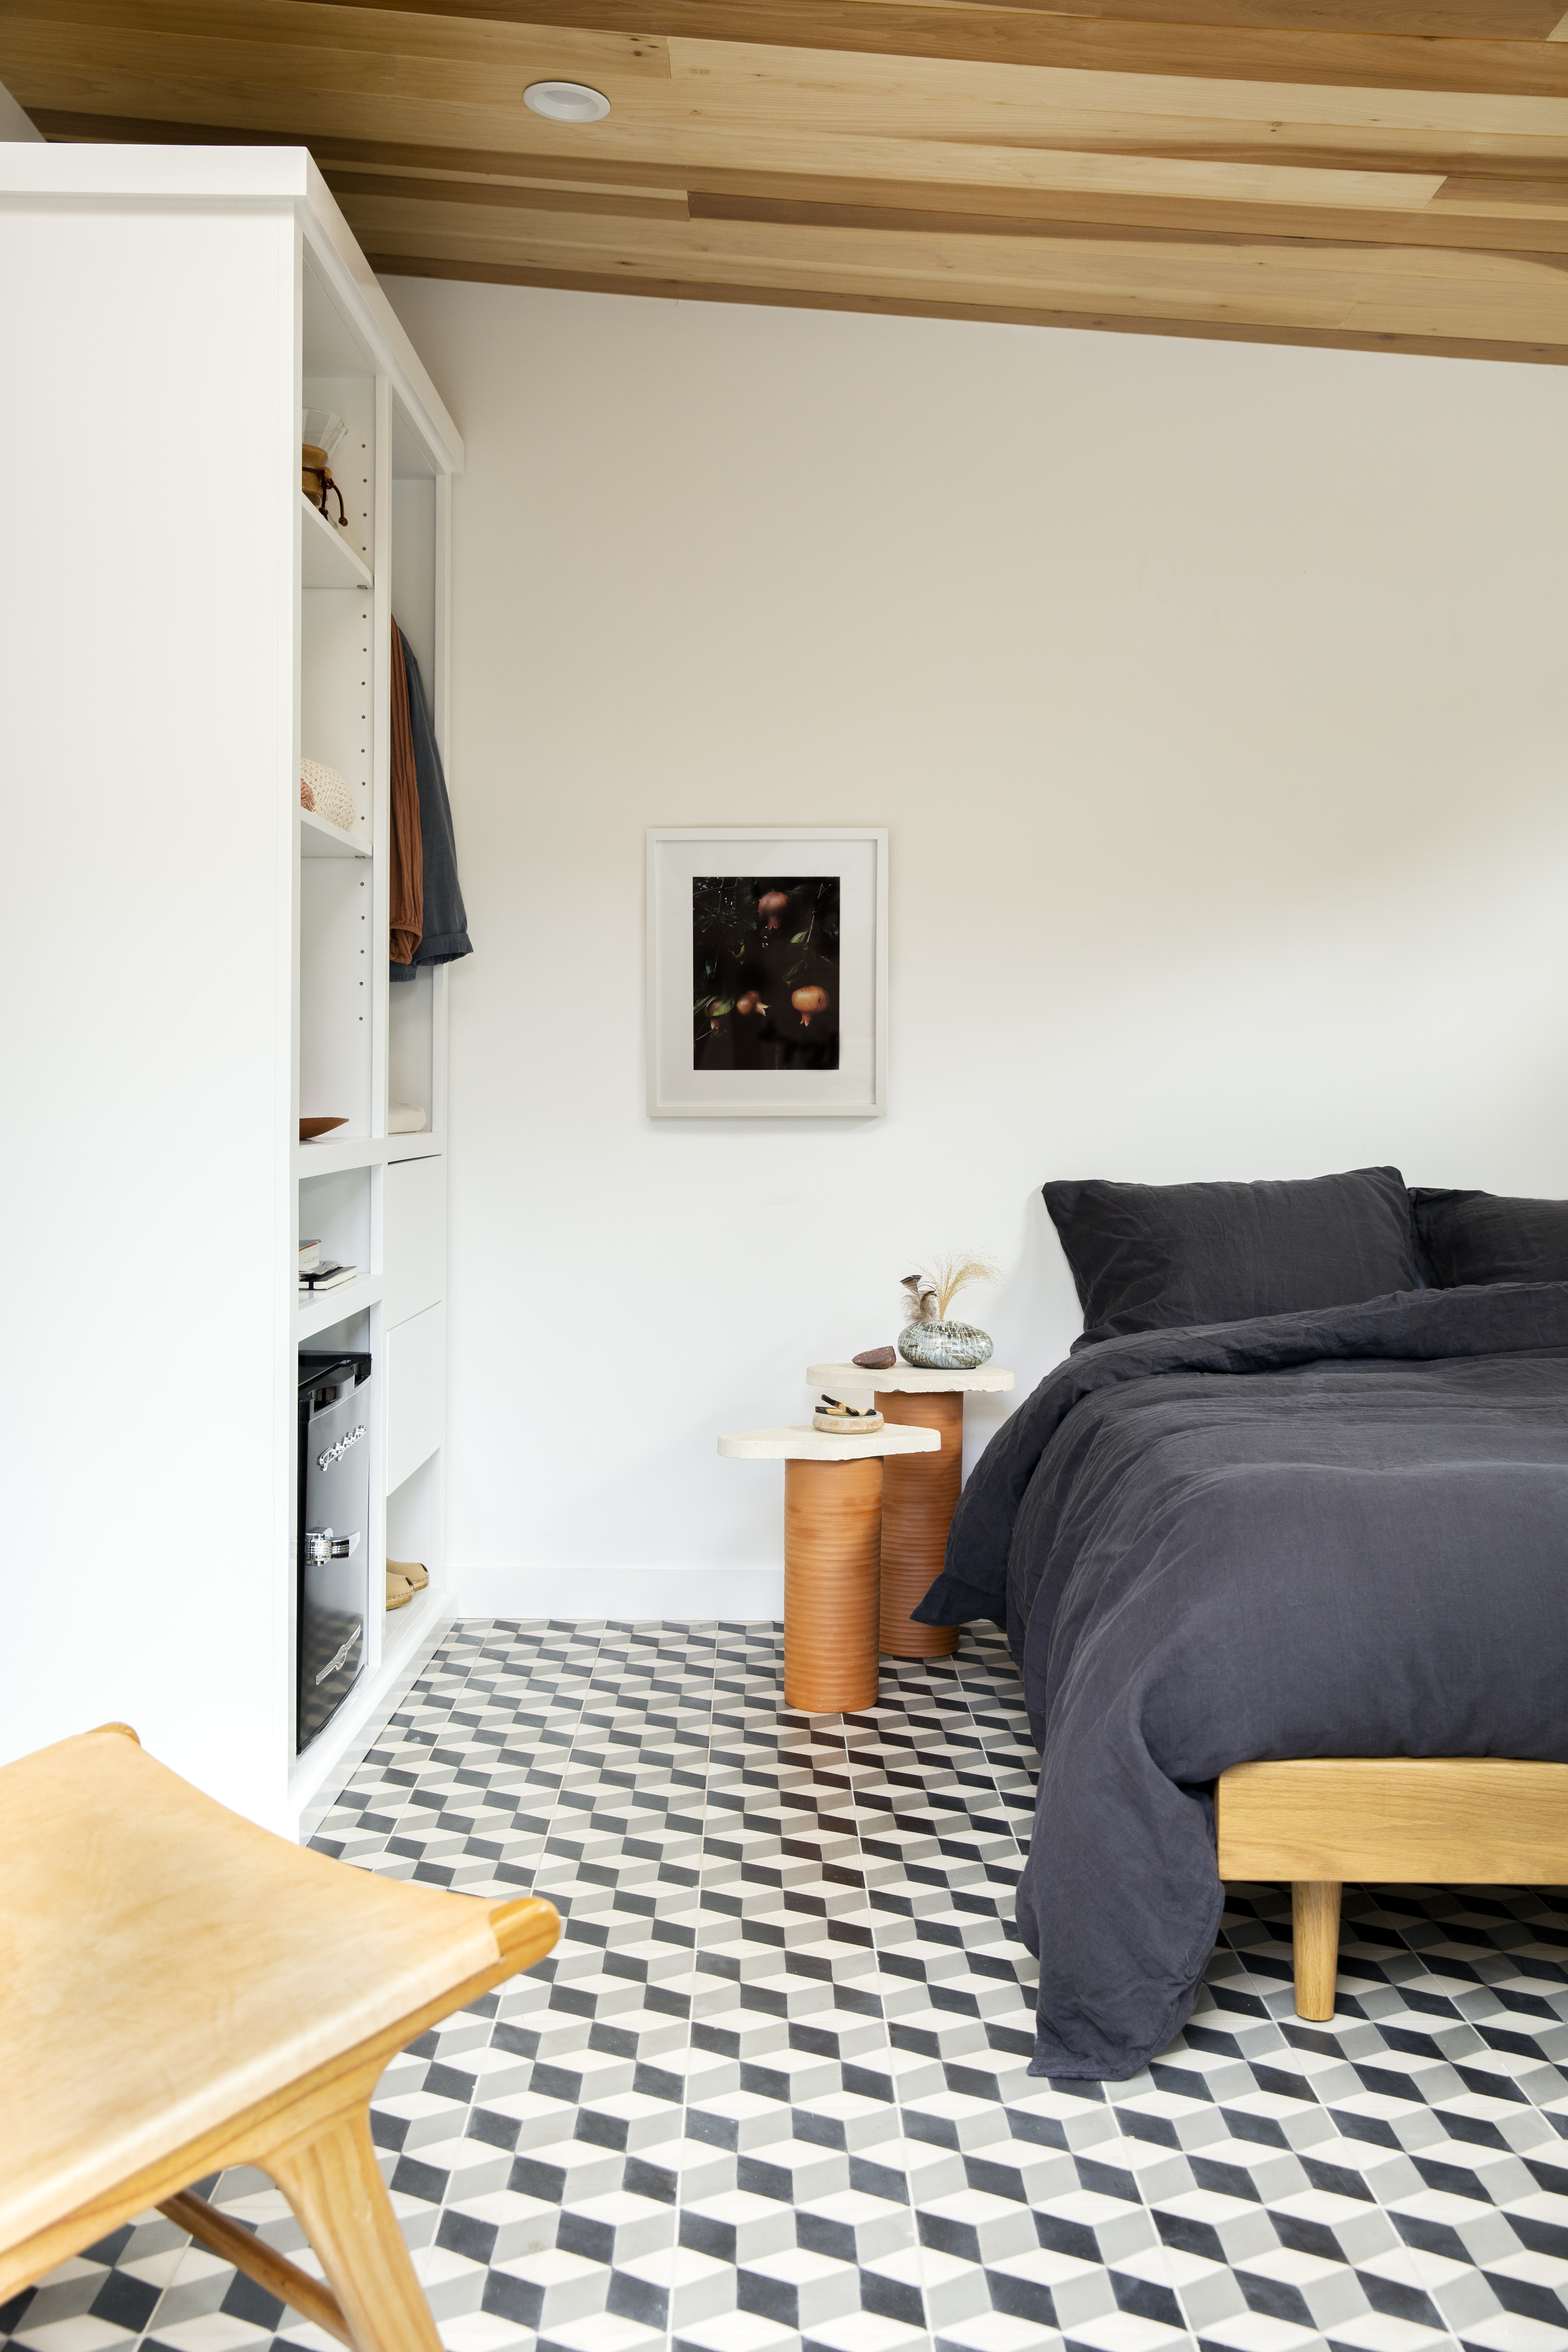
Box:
[0,1729,504,2255]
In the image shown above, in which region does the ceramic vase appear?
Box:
[897,1321,993,1371]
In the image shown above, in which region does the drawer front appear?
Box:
[386,1302,445,1493]
[384,1154,445,1328]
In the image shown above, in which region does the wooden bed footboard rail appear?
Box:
[1215,1757,1568,2023]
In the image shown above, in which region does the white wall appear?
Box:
[379,278,1568,1619]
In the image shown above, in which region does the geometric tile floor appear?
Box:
[8,1618,1568,2352]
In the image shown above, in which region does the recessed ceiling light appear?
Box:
[524,81,610,122]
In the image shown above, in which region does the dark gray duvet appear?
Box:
[914,1284,1568,2081]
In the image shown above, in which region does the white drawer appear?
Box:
[383,1154,445,1328]
[386,1302,445,1493]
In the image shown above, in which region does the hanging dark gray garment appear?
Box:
[390,623,472,982]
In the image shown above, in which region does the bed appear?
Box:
[914,1171,1568,2083]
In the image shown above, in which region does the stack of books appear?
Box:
[299,1238,357,1295]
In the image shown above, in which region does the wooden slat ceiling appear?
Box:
[10,2,1568,359]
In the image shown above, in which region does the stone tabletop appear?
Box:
[807,1361,1016,1394]
[718,1424,942,1461]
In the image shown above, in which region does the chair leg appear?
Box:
[268,2105,442,2352]
[1292,1880,1343,2022]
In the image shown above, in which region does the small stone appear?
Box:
[852,1345,897,1369]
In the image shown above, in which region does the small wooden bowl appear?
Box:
[299,1116,348,1142]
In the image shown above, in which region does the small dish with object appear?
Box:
[812,1394,885,1436]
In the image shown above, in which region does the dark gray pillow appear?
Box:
[1410,1188,1568,1289]
[1044,1167,1421,1348]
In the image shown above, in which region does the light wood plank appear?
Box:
[326,168,690,218]
[263,0,1568,102]
[339,188,1568,341]
[664,36,1568,151]
[325,160,684,197]
[1431,171,1568,215]
[685,187,1568,254]
[1217,1757,1568,1883]
[365,251,1568,364]
[2,1,673,83]
[1027,2,1561,28]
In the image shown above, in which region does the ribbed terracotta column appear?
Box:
[874,1388,962,1657]
[783,1455,883,1713]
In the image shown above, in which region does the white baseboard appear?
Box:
[453,1567,785,1622]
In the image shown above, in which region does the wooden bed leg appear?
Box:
[1292,1880,1342,2020]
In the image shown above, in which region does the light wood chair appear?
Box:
[1216,1756,1568,2022]
[0,1724,559,2352]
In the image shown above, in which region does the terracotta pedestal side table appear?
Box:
[718,1424,940,1713]
[806,1363,1016,1658]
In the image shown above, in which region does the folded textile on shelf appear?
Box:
[388,1103,427,1134]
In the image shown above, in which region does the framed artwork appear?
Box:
[646,828,888,1118]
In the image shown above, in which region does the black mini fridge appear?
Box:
[297,1352,372,1753]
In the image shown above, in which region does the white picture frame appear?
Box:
[646,827,889,1118]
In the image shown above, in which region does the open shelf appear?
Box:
[297,1273,382,1340]
[294,1133,441,1178]
[301,492,372,591]
[300,805,370,860]
[382,1579,437,1666]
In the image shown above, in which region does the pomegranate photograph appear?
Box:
[691,874,840,1072]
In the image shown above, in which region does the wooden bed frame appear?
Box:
[1215,1758,1568,2020]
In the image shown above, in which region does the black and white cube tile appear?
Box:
[9,1618,1568,2352]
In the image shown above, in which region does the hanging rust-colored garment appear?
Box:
[388,621,423,965]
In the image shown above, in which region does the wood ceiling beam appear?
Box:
[32,105,1568,193]
[382,248,1568,359]
[320,163,1568,255]
[333,184,1568,336]
[303,0,1568,100]
[358,249,1568,365]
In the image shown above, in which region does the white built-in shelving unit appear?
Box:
[3,146,463,1837]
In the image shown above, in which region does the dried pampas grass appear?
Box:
[908,1252,1002,1324]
